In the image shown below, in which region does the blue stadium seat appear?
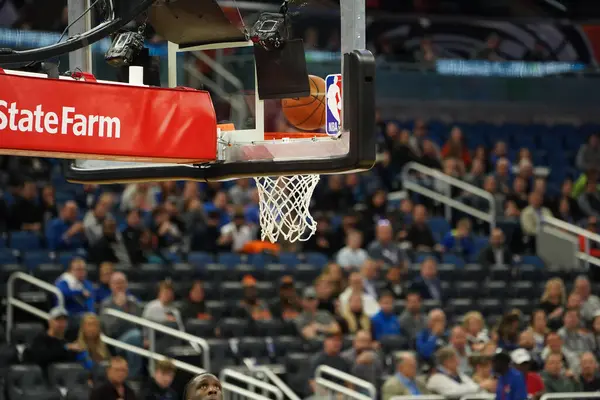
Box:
[218,253,242,268]
[0,250,17,264]
[521,256,545,269]
[441,253,465,268]
[188,252,214,267]
[23,252,53,270]
[427,217,450,237]
[278,252,300,267]
[304,252,328,268]
[9,231,41,251]
[0,236,5,249]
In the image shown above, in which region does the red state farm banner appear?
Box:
[0,70,218,163]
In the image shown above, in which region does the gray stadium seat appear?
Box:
[7,365,61,400]
[11,322,44,345]
[48,363,89,389]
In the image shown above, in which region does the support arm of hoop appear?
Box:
[63,49,376,183]
[0,0,154,64]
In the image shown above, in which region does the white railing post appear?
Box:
[220,368,284,400]
[401,162,496,233]
[249,365,301,400]
[315,365,377,400]
[542,215,600,268]
[148,328,156,375]
[102,308,211,371]
[6,272,65,342]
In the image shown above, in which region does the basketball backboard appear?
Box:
[63,0,375,183]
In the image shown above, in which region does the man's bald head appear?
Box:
[185,373,222,400]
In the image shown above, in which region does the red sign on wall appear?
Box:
[0,70,218,163]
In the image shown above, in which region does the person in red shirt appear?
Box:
[511,349,545,397]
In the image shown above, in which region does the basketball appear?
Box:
[281,75,326,131]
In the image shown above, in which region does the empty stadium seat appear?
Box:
[379,335,409,353]
[47,363,88,389]
[23,252,53,270]
[238,337,270,363]
[304,253,328,268]
[205,339,235,373]
[9,232,42,251]
[11,322,44,345]
[7,365,61,400]
[220,282,244,300]
[170,263,194,282]
[254,319,284,337]
[33,264,64,282]
[188,252,214,267]
[218,318,249,338]
[293,264,320,283]
[0,264,26,281]
[273,336,304,361]
[218,253,242,268]
[185,319,216,338]
[205,264,228,282]
[65,386,90,400]
[205,301,228,320]
[284,352,312,397]
[139,263,168,282]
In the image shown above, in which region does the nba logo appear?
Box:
[325,74,342,135]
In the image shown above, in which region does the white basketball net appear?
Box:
[254,174,320,243]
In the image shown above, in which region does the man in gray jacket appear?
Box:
[341,330,384,388]
[100,272,144,377]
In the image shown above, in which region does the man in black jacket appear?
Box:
[140,359,178,400]
[90,356,137,400]
[26,306,80,373]
[478,228,513,268]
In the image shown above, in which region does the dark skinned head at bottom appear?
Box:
[185,373,223,400]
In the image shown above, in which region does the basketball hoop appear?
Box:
[253,132,330,243]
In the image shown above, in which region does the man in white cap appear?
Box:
[511,348,545,398]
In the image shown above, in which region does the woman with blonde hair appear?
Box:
[75,313,110,368]
[462,311,489,351]
[539,278,566,321]
[340,291,371,334]
[322,263,346,297]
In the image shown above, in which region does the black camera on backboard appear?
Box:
[105,31,145,67]
[249,12,289,52]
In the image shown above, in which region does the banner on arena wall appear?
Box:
[0,70,218,163]
[367,20,596,64]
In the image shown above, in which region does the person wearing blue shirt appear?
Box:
[55,258,95,318]
[371,291,402,340]
[416,308,448,363]
[493,349,528,400]
[45,200,86,251]
[441,218,475,258]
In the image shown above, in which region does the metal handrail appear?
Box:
[542,215,600,268]
[221,368,284,400]
[5,272,207,377]
[248,364,301,400]
[101,308,210,372]
[401,162,496,232]
[6,272,65,342]
[315,365,377,399]
[314,377,371,400]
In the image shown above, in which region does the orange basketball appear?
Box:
[281,75,326,131]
